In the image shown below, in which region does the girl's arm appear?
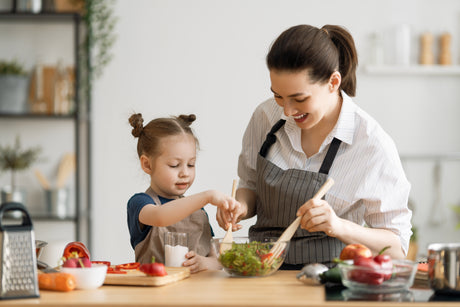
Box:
[139,190,236,227]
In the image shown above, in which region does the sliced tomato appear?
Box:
[260,253,273,262]
[63,241,91,259]
[115,262,140,270]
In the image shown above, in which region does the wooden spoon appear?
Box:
[266,178,335,266]
[220,179,238,253]
[56,153,76,188]
[34,169,51,190]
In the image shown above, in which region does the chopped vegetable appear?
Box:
[139,257,167,276]
[62,241,91,259]
[38,272,76,292]
[219,241,283,276]
[115,262,140,270]
[61,251,91,268]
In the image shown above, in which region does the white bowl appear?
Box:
[61,264,107,289]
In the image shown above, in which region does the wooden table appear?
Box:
[0,270,454,307]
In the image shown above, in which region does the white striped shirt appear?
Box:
[238,92,412,255]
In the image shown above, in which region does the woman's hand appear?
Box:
[182,251,222,274]
[296,198,342,236]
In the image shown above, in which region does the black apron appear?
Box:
[249,119,345,269]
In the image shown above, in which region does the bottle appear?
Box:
[438,32,452,65]
[370,32,384,66]
[419,32,434,65]
[395,24,411,66]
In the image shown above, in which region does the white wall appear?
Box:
[2,0,459,265]
[89,0,460,264]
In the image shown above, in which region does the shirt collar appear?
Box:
[331,91,356,146]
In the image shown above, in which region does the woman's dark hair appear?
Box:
[128,113,199,158]
[266,24,358,96]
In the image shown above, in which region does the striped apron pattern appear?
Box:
[249,119,345,266]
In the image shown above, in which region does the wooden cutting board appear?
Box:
[104,267,190,287]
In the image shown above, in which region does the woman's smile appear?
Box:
[293,113,308,123]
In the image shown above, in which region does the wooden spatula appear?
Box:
[220,179,238,253]
[266,178,335,266]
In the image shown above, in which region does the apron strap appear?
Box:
[259,119,286,157]
[319,137,342,175]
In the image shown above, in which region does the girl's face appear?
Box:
[269,69,341,131]
[148,134,196,199]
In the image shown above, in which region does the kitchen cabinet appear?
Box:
[0,12,91,249]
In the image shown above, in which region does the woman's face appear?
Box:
[149,134,196,199]
[269,69,340,131]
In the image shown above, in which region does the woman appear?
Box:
[217,24,412,269]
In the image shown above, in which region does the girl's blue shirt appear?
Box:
[127,193,214,249]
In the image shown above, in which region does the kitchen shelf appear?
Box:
[0,113,76,120]
[363,65,460,76]
[400,152,460,161]
[0,12,91,249]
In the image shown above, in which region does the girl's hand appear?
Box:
[208,190,243,231]
[296,198,342,237]
[207,190,239,210]
[216,204,245,231]
[182,251,222,273]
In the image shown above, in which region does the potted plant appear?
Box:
[0,60,29,113]
[0,136,42,205]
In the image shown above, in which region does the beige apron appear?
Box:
[134,187,213,264]
[249,119,345,267]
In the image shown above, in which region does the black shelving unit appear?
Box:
[0,12,91,250]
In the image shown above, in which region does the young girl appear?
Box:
[127,113,239,273]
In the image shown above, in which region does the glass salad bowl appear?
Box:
[212,236,289,277]
[338,259,417,293]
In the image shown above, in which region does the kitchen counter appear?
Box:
[0,270,456,307]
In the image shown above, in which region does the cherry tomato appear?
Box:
[139,262,167,277]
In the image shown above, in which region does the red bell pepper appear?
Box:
[62,242,91,260]
[115,262,140,270]
[350,256,385,285]
[107,267,128,274]
[373,246,393,281]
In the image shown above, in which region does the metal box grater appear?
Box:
[0,202,39,299]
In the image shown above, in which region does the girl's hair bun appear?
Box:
[129,113,144,138]
[178,114,196,126]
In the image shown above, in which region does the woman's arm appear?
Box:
[139,190,237,227]
[297,198,406,259]
[332,217,405,259]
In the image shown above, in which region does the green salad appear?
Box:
[219,241,283,276]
